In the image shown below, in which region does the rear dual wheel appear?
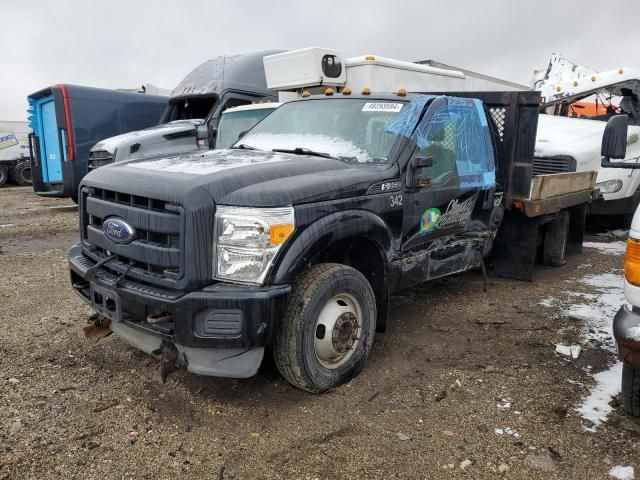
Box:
[12,162,32,186]
[274,263,376,393]
[0,166,8,187]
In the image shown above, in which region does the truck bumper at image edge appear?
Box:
[613,305,640,369]
[589,190,640,217]
[68,243,291,378]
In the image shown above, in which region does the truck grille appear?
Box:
[81,187,184,288]
[88,150,114,171]
[532,155,577,175]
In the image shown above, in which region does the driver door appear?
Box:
[400,97,495,286]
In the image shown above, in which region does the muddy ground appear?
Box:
[1,185,639,479]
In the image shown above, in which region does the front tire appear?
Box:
[622,363,640,417]
[274,263,377,393]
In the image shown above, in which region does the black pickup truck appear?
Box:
[69,91,596,392]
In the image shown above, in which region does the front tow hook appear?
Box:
[152,345,179,384]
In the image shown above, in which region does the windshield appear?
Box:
[237,99,406,163]
[216,108,276,149]
[160,95,218,123]
[543,79,640,125]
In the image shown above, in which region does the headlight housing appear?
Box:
[596,179,623,194]
[214,206,295,284]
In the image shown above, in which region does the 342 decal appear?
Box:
[389,194,403,208]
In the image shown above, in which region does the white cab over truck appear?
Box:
[534,54,640,219]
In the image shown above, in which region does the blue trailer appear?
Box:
[27,84,167,199]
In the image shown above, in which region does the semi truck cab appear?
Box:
[88,51,282,170]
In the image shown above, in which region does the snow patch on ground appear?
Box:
[609,465,635,480]
[539,297,556,308]
[583,241,627,256]
[541,270,626,430]
[561,273,624,352]
[576,362,623,431]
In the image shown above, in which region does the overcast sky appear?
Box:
[2,0,639,120]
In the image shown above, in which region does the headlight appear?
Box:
[596,179,623,194]
[214,206,294,284]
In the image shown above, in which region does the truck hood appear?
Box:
[81,148,396,207]
[535,114,640,168]
[90,119,202,154]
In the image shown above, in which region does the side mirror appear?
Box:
[196,124,209,149]
[237,130,248,141]
[601,115,628,159]
[408,154,434,188]
[600,115,640,169]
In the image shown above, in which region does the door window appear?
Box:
[410,96,496,190]
[415,110,458,186]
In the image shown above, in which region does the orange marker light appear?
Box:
[301,90,311,98]
[362,87,371,95]
[620,68,625,74]
[324,87,334,96]
[591,75,597,82]
[342,87,352,95]
[397,88,407,97]
[556,85,562,92]
[270,224,294,246]
[365,55,376,61]
[625,238,640,286]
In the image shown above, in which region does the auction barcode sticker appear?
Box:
[362,102,403,113]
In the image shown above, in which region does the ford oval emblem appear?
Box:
[103,217,136,244]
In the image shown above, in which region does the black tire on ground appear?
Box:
[274,263,377,393]
[622,363,640,417]
[543,210,570,266]
[12,161,32,186]
[0,166,8,187]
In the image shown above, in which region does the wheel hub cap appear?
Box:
[314,293,362,369]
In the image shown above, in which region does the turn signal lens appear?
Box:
[270,224,294,246]
[625,238,640,286]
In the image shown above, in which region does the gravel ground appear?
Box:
[1,185,639,479]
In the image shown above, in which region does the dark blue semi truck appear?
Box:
[27,84,167,200]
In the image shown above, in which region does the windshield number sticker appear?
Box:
[390,194,403,208]
[362,102,403,113]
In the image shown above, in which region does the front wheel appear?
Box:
[274,263,377,393]
[622,363,640,417]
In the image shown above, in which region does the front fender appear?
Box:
[269,209,396,285]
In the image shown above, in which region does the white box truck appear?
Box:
[0,121,32,186]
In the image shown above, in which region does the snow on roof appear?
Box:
[222,102,281,114]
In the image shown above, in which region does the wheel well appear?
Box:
[312,237,389,332]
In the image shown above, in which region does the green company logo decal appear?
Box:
[420,208,441,233]
[420,194,478,234]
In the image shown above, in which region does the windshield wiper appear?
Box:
[272,147,339,160]
[232,144,259,151]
